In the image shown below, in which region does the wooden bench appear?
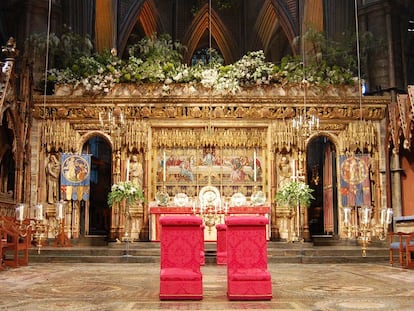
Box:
[388,231,414,268]
[405,233,414,268]
[0,216,32,268]
[0,226,13,270]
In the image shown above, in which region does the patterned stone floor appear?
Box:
[1,262,414,311]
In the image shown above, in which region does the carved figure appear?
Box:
[278,156,292,186]
[46,154,60,203]
[129,154,144,189]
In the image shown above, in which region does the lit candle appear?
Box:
[16,204,24,222]
[380,208,386,225]
[57,202,63,220]
[36,204,43,221]
[343,207,350,225]
[361,206,370,224]
[253,150,257,182]
[386,208,393,224]
[126,157,130,181]
[163,151,166,182]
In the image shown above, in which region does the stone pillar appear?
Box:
[390,151,402,219]
[270,150,280,240]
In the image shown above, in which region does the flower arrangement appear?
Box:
[46,32,357,96]
[275,180,315,208]
[107,181,144,207]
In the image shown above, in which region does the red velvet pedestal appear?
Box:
[159,216,203,300]
[216,224,227,265]
[225,216,272,300]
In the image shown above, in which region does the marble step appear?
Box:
[27,241,389,264]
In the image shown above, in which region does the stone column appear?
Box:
[390,151,402,219]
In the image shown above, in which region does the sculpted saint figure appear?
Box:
[129,154,144,189]
[46,154,60,203]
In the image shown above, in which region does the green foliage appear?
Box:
[47,32,360,95]
[24,25,93,69]
[275,180,315,208]
[107,181,144,207]
[292,26,379,82]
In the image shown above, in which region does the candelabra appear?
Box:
[342,205,393,257]
[99,106,126,151]
[192,197,228,233]
[292,78,320,150]
[15,203,47,254]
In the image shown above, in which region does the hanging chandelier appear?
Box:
[292,24,320,143]
[292,79,320,139]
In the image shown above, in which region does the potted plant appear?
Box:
[275,180,315,209]
[107,181,144,207]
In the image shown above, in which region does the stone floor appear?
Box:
[1,261,414,310]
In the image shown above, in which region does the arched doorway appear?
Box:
[0,113,15,197]
[306,135,338,237]
[82,136,112,236]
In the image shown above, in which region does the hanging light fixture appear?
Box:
[292,27,320,143]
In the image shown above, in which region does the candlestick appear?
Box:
[126,157,130,181]
[16,203,24,221]
[35,204,43,221]
[253,150,257,182]
[163,151,166,182]
[386,208,393,224]
[343,207,350,225]
[361,206,370,225]
[56,202,63,220]
[380,208,386,225]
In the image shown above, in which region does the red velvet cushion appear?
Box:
[160,215,202,226]
[225,216,268,226]
[216,224,227,231]
[229,268,271,281]
[160,268,202,281]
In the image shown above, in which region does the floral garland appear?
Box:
[275,180,315,208]
[107,181,144,207]
[48,34,355,96]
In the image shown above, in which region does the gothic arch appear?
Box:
[76,131,113,154]
[117,0,163,57]
[306,132,339,236]
[182,4,238,65]
[252,0,293,61]
[306,131,340,155]
[269,0,299,54]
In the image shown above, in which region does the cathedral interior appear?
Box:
[0,0,414,249]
